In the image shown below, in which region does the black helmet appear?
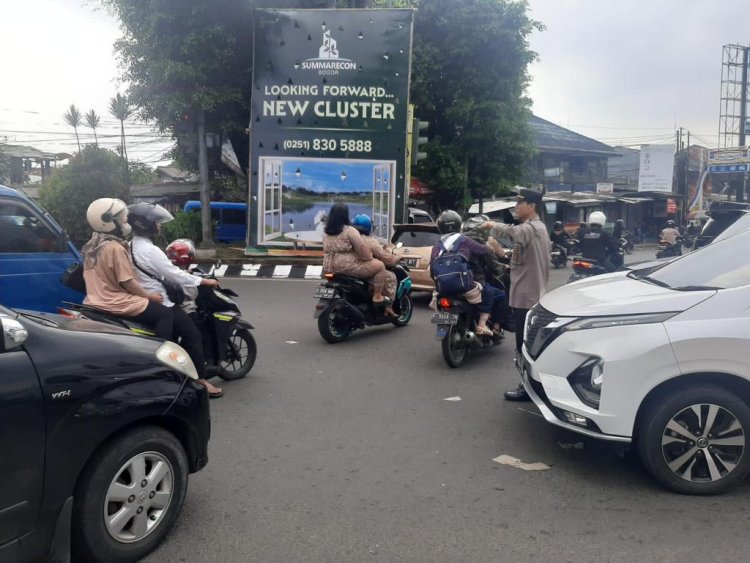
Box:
[553,221,563,230]
[436,210,462,234]
[616,219,624,226]
[127,203,174,237]
[667,220,676,227]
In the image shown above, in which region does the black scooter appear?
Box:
[550,243,567,268]
[61,264,256,380]
[313,264,413,343]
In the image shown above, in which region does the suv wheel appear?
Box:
[72,426,189,562]
[637,385,750,495]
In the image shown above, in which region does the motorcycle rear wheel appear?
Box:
[318,306,351,343]
[219,328,257,380]
[441,324,468,368]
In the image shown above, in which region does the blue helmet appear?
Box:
[351,214,372,235]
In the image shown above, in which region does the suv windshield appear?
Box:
[393,229,441,247]
[643,229,750,290]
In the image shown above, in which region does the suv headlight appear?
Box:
[563,312,678,331]
[156,341,199,380]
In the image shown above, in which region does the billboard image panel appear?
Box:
[249,9,414,248]
[638,144,675,193]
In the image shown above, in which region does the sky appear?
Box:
[1,0,749,168]
[281,160,380,192]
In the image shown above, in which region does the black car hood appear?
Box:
[17,310,143,337]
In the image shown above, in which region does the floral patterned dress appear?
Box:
[323,226,386,291]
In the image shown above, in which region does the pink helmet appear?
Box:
[166,239,195,268]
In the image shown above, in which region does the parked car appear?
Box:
[184,200,247,243]
[388,223,441,291]
[520,228,750,494]
[0,304,210,561]
[0,185,83,312]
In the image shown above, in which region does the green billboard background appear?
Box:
[249,8,414,248]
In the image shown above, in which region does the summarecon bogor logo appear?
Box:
[301,28,357,75]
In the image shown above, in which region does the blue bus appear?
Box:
[183,201,247,243]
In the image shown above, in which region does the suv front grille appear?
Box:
[524,304,556,357]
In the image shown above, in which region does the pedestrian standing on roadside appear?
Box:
[482,189,550,401]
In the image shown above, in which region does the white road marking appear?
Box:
[305,265,323,279]
[241,264,261,276]
[273,265,292,278]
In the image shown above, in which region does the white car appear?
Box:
[520,228,750,494]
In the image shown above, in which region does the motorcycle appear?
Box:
[431,281,507,368]
[313,263,413,343]
[620,232,635,254]
[568,257,610,283]
[550,243,567,269]
[61,263,257,380]
[566,238,581,256]
[656,237,683,259]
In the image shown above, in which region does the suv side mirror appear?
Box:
[0,315,29,352]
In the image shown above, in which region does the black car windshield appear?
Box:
[393,229,441,247]
[641,228,750,290]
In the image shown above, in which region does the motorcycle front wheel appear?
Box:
[391,294,413,327]
[441,324,468,368]
[317,306,352,343]
[219,328,257,380]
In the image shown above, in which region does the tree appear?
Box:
[104,0,256,249]
[39,146,129,245]
[108,93,133,164]
[410,0,540,210]
[63,104,83,153]
[85,110,101,147]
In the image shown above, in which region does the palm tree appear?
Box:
[63,104,82,153]
[84,110,101,147]
[108,93,133,163]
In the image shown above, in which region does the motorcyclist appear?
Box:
[127,202,224,398]
[549,221,570,254]
[579,211,620,271]
[660,220,681,246]
[351,213,399,317]
[613,219,625,241]
[462,214,508,335]
[81,198,170,336]
[429,210,493,336]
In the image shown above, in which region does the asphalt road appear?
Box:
[146,248,750,563]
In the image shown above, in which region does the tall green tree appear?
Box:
[85,110,101,147]
[103,0,255,248]
[39,147,129,245]
[410,0,540,211]
[63,104,83,153]
[108,93,133,163]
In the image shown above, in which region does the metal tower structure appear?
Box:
[719,44,750,148]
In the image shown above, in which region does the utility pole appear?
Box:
[684,131,691,217]
[740,46,749,147]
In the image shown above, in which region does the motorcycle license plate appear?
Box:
[431,312,458,325]
[314,286,336,299]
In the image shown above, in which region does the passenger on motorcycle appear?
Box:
[429,210,494,336]
[351,213,399,317]
[81,197,170,336]
[127,203,223,398]
[660,220,681,245]
[462,215,509,335]
[323,203,389,307]
[580,211,621,272]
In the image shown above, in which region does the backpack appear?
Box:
[430,233,474,295]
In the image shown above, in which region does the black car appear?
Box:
[0,305,210,563]
[693,200,750,249]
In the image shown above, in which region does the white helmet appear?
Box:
[86,198,131,237]
[588,211,606,227]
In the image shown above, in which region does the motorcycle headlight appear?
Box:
[156,341,199,380]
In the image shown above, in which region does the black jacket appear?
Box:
[580,227,619,264]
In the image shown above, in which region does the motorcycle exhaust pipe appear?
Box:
[464,331,484,349]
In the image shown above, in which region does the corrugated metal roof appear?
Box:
[530,116,616,156]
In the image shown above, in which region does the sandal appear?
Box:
[475,325,493,336]
[199,379,224,399]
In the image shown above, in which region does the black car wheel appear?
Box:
[219,328,257,380]
[637,386,750,495]
[317,306,351,343]
[72,426,189,562]
[391,294,413,327]
[441,324,468,368]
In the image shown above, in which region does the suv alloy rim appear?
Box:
[661,403,745,483]
[104,451,175,543]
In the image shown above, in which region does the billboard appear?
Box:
[249,9,414,248]
[638,144,674,193]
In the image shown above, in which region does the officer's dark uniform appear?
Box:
[580,226,620,270]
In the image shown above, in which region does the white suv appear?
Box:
[521,228,750,494]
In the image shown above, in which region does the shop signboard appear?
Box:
[638,144,674,193]
[249,9,414,248]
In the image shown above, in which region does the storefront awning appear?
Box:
[618,197,654,204]
[468,199,516,214]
